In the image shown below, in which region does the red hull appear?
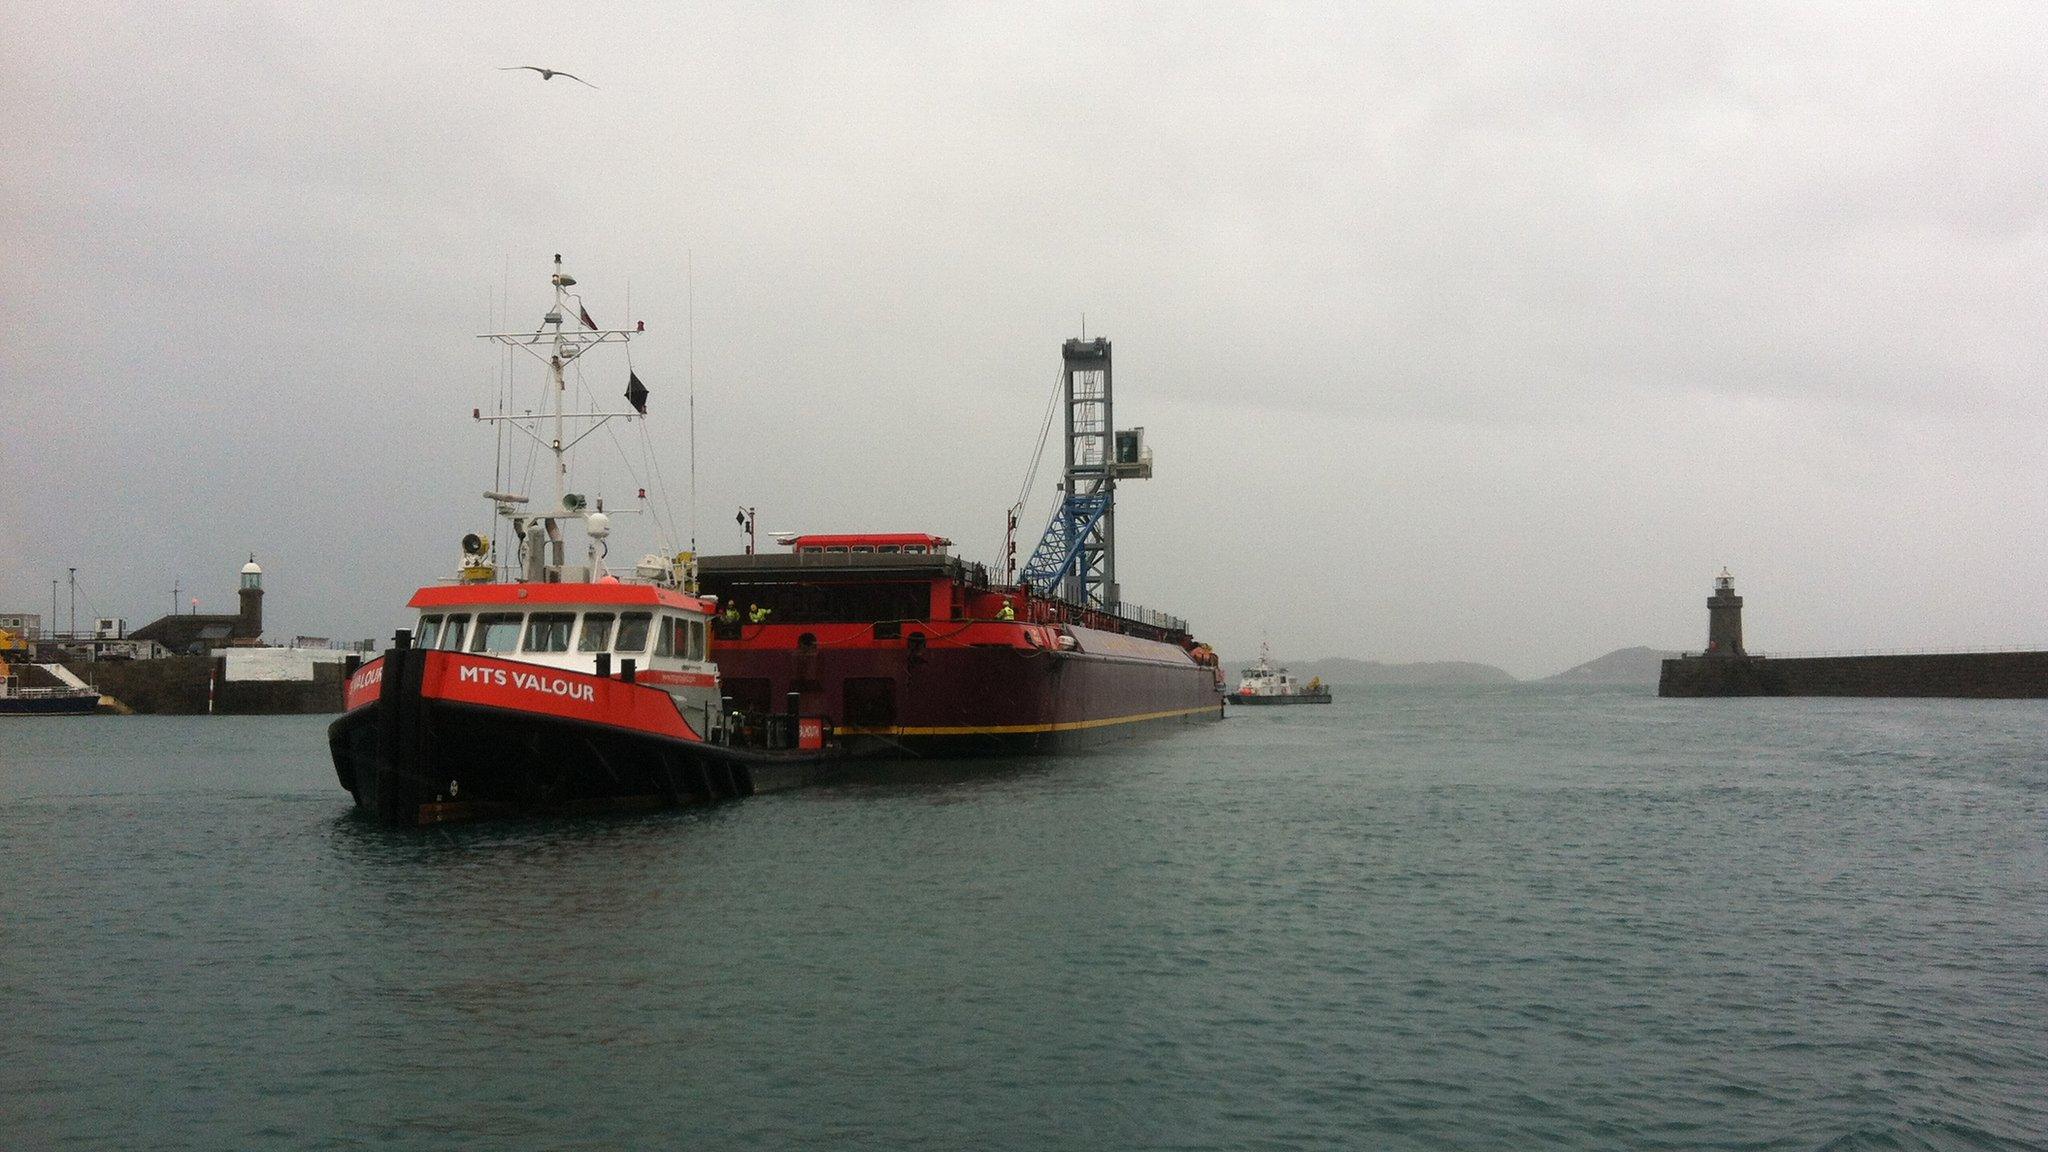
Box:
[712,624,1223,757]
[698,540,1225,757]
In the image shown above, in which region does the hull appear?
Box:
[711,629,1224,758]
[0,693,100,715]
[1226,692,1332,705]
[329,646,836,826]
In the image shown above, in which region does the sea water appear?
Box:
[3,688,2043,1150]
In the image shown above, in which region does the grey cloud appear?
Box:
[6,2,2045,676]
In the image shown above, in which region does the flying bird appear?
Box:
[498,66,598,89]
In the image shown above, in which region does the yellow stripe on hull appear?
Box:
[837,704,1217,737]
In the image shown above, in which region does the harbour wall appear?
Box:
[63,652,349,714]
[1659,652,2048,698]
[210,656,348,714]
[72,656,211,713]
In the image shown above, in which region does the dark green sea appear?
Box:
[4,687,2044,1150]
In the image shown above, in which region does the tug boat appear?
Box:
[1225,643,1332,705]
[328,257,835,825]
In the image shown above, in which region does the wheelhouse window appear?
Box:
[439,614,469,650]
[416,614,443,649]
[825,546,848,554]
[578,613,615,653]
[471,613,523,653]
[877,545,900,553]
[615,612,651,653]
[851,545,874,553]
[902,545,928,554]
[524,613,574,653]
[656,615,701,659]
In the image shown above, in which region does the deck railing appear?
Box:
[3,685,97,699]
[1019,593,1188,639]
[1103,601,1188,635]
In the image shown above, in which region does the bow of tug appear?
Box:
[329,643,829,826]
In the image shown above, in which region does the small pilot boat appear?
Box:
[1225,643,1332,705]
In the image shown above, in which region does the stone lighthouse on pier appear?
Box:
[1705,568,1743,656]
[238,555,264,640]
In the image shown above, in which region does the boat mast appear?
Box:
[475,254,643,583]
[550,254,569,514]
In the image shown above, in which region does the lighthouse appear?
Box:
[1706,568,1743,656]
[238,555,264,641]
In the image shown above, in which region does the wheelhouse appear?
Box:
[406,584,717,684]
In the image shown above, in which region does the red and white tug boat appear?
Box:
[329,256,834,825]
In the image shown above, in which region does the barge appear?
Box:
[700,534,1223,757]
[697,336,1224,756]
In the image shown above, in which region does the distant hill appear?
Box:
[1218,648,1681,687]
[1542,646,1682,686]
[1227,655,1517,686]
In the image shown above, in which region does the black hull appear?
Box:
[0,695,100,715]
[328,646,834,826]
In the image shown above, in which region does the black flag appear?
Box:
[735,508,747,526]
[625,371,648,414]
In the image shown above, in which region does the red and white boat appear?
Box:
[329,256,834,825]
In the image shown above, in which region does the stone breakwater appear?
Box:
[1659,651,2048,698]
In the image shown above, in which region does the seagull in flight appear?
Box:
[499,66,598,89]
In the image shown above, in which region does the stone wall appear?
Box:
[67,656,211,713]
[63,654,348,714]
[1660,652,2048,698]
[212,658,346,714]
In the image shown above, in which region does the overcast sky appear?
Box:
[5,2,2045,677]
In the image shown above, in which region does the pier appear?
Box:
[1658,573,2048,698]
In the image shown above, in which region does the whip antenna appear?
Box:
[688,249,698,553]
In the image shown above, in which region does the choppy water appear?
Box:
[3,688,2044,1151]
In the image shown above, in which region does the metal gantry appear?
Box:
[1021,337,1152,608]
